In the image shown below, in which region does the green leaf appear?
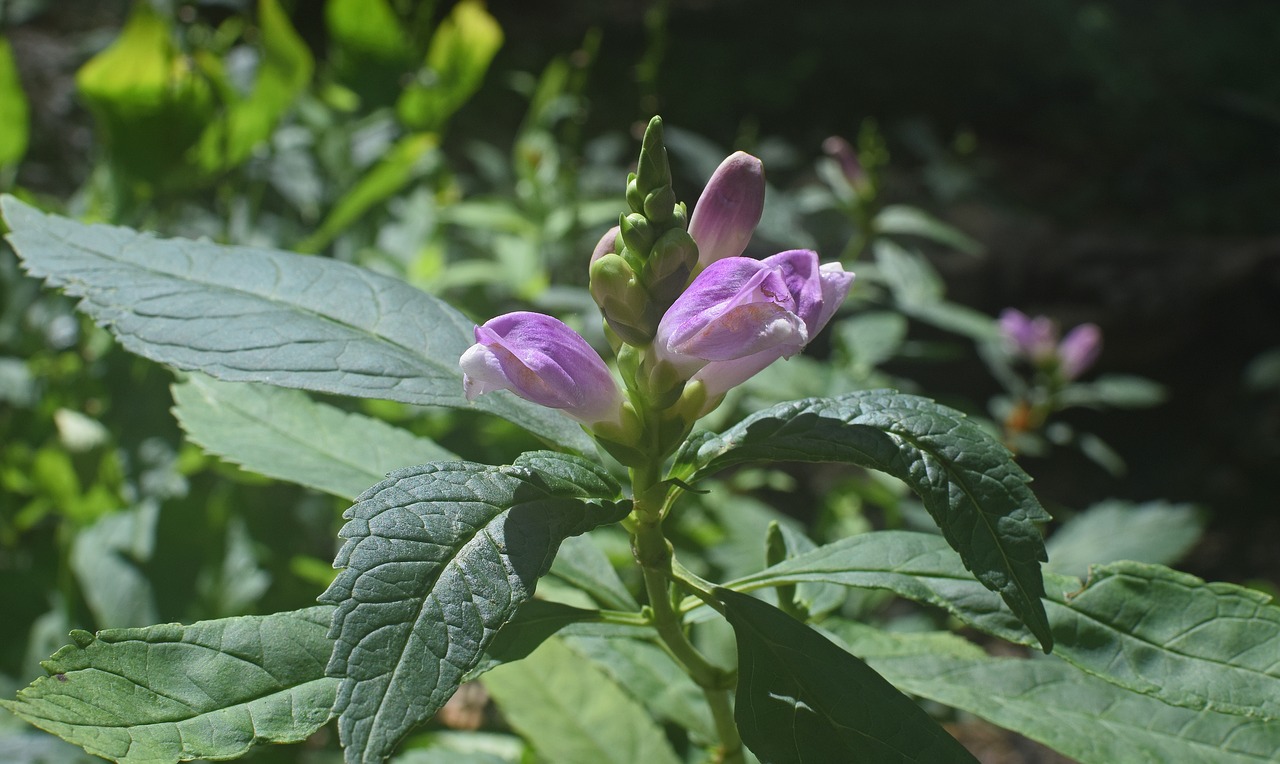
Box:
[564,635,718,744]
[297,132,439,254]
[0,37,30,169]
[1059,561,1280,721]
[1056,373,1167,408]
[1,608,339,764]
[74,4,217,185]
[548,534,638,611]
[69,502,160,629]
[1045,499,1204,578]
[677,390,1053,651]
[171,373,456,500]
[397,0,503,131]
[873,205,981,255]
[319,453,628,763]
[481,637,683,764]
[191,0,314,175]
[0,196,592,454]
[717,588,977,764]
[866,651,1280,764]
[720,531,1280,723]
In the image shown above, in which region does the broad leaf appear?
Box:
[719,531,1280,723]
[873,204,981,255]
[319,452,628,763]
[2,608,338,764]
[481,637,683,764]
[867,651,1280,764]
[397,0,503,131]
[172,373,456,500]
[677,390,1052,650]
[69,502,160,629]
[0,197,592,453]
[717,588,977,764]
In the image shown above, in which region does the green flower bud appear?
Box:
[619,212,656,258]
[626,173,645,215]
[589,252,656,345]
[644,186,676,226]
[642,227,699,306]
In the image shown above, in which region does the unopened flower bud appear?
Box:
[619,212,656,259]
[590,253,657,345]
[460,312,623,428]
[643,228,699,305]
[999,308,1058,363]
[591,225,621,266]
[1058,323,1102,380]
[688,151,766,270]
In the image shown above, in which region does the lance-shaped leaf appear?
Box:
[319,452,628,763]
[0,196,592,454]
[1,608,338,764]
[717,588,977,764]
[171,373,456,500]
[716,531,1280,723]
[676,390,1052,650]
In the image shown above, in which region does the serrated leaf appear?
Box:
[319,453,628,763]
[719,531,1280,723]
[481,637,683,764]
[868,651,1280,764]
[1,608,339,764]
[717,588,977,764]
[676,390,1052,651]
[0,196,592,454]
[172,373,456,500]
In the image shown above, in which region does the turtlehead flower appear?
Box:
[688,151,766,270]
[655,250,854,403]
[460,312,623,427]
[999,308,1059,363]
[999,308,1102,380]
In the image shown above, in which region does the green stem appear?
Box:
[630,471,743,764]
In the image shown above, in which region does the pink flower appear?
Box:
[460,312,623,427]
[655,250,854,400]
[998,308,1102,380]
[1058,323,1102,380]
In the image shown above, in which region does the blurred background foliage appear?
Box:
[0,0,1277,760]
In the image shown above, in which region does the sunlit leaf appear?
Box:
[172,372,456,500]
[319,453,628,763]
[677,390,1053,651]
[1045,499,1203,578]
[0,37,29,169]
[482,637,683,764]
[1,197,593,453]
[1,608,338,764]
[397,0,503,131]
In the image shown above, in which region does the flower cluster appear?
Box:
[998,308,1101,381]
[460,118,854,459]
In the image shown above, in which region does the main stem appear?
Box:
[631,466,744,764]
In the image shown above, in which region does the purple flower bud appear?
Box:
[1058,323,1102,380]
[998,308,1058,362]
[822,135,867,189]
[655,250,854,401]
[460,312,623,427]
[688,151,766,269]
[590,225,620,266]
